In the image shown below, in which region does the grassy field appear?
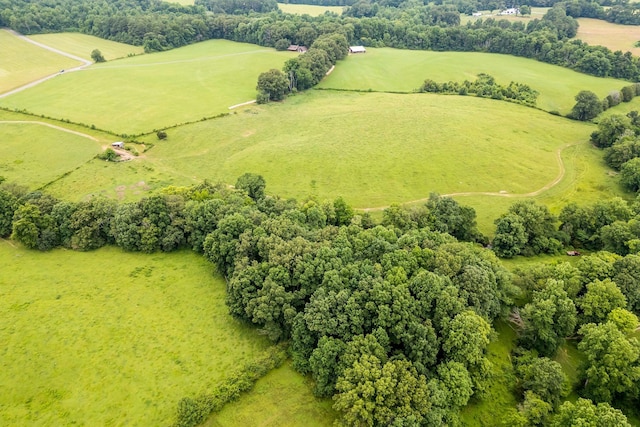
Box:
[318,48,630,114]
[0,119,103,191]
[278,3,344,16]
[0,39,293,135]
[28,32,144,61]
[205,362,337,427]
[460,7,549,25]
[0,29,82,94]
[0,242,272,425]
[574,18,640,56]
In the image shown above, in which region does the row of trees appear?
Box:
[2,0,640,81]
[419,73,540,107]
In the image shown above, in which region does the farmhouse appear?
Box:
[499,8,519,15]
[111,141,124,148]
[287,45,308,53]
[349,46,367,54]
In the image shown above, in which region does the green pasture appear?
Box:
[0,242,272,425]
[278,3,344,16]
[205,362,337,427]
[28,32,144,61]
[318,48,629,115]
[0,29,82,94]
[0,120,102,191]
[0,39,292,135]
[460,7,549,24]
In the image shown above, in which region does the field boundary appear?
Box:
[359,141,581,212]
[0,120,99,141]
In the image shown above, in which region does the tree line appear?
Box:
[1,172,639,424]
[2,0,640,81]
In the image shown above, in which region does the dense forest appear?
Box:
[1,174,639,425]
[1,0,640,81]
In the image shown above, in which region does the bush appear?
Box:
[97,148,119,162]
[622,85,635,102]
[156,130,167,140]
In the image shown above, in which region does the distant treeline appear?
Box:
[1,0,640,81]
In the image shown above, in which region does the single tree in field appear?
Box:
[256,69,289,103]
[570,90,602,121]
[91,49,106,63]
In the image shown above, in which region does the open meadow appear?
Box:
[278,3,344,16]
[0,39,293,135]
[0,29,82,94]
[0,242,272,425]
[318,48,630,114]
[28,32,144,61]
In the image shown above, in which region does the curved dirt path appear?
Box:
[0,120,99,141]
[0,29,92,99]
[359,141,580,212]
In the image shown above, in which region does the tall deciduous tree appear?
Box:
[570,90,603,121]
[256,69,289,102]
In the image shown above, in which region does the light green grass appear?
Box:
[205,362,337,427]
[0,29,82,94]
[278,3,344,16]
[0,242,272,425]
[28,32,144,61]
[0,39,292,135]
[319,48,630,114]
[461,320,519,426]
[574,18,640,56]
[0,120,102,191]
[129,91,593,209]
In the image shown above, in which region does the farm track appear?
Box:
[0,29,92,99]
[359,141,581,212]
[0,120,99,141]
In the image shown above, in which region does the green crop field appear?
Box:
[0,120,102,191]
[0,39,293,135]
[28,32,144,61]
[319,48,629,114]
[0,29,82,94]
[0,242,272,425]
[278,3,344,16]
[574,18,640,56]
[205,362,337,427]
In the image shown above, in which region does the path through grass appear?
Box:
[28,32,144,61]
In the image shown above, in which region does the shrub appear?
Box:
[156,130,167,140]
[97,148,119,162]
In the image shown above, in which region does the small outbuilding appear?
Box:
[287,45,308,53]
[499,8,519,15]
[567,250,581,256]
[111,141,124,149]
[349,46,367,54]
[472,12,482,17]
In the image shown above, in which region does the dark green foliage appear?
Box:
[90,48,105,62]
[418,74,539,107]
[613,255,640,313]
[519,280,577,357]
[195,0,278,14]
[620,157,640,192]
[590,114,632,149]
[514,353,568,405]
[425,193,483,243]
[235,172,266,200]
[256,69,289,103]
[97,148,119,162]
[492,201,560,258]
[579,279,627,325]
[570,90,603,121]
[156,130,167,140]
[0,189,18,237]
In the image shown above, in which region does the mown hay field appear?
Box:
[574,18,640,56]
[28,32,144,61]
[319,48,630,114]
[0,39,293,135]
[0,242,272,425]
[0,29,82,94]
[278,3,344,16]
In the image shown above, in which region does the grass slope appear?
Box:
[0,39,293,135]
[278,3,344,16]
[133,91,593,208]
[205,362,337,427]
[319,48,630,114]
[0,120,102,191]
[0,242,272,425]
[0,29,82,94]
[28,32,144,61]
